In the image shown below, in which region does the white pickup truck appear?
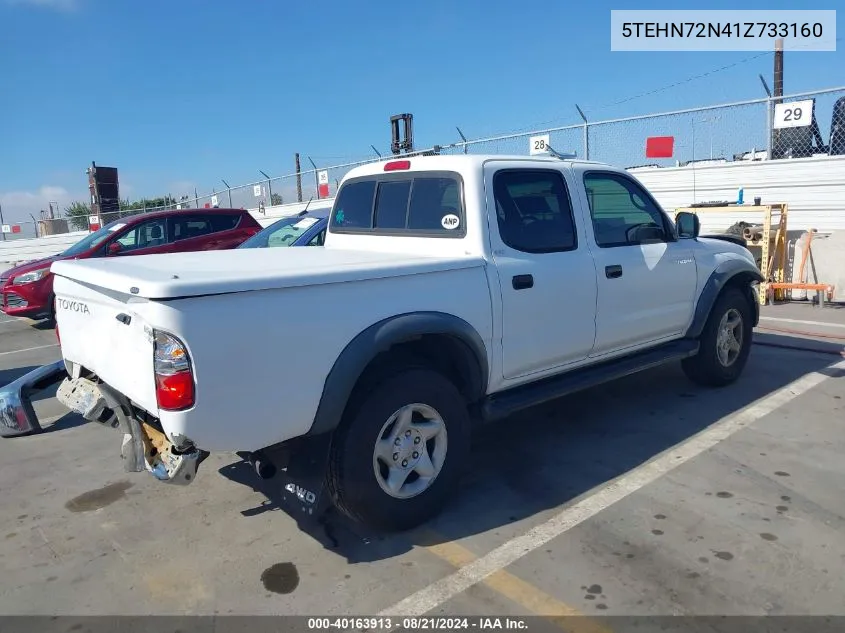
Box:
[47,154,762,531]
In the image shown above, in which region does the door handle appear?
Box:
[512,274,534,290]
[605,265,623,279]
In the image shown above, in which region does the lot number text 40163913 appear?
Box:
[306,617,529,631]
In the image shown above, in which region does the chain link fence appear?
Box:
[6,86,843,240]
[587,100,768,168]
[458,86,845,167]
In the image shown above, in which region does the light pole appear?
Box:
[259,170,274,206]
[690,119,697,203]
[699,115,721,159]
[691,118,696,163]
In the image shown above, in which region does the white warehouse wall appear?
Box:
[629,155,845,234]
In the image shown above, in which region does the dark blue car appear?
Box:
[237,207,330,249]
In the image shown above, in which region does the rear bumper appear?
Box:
[56,376,209,485]
[0,361,68,437]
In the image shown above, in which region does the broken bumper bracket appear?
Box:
[0,361,68,438]
[95,382,209,484]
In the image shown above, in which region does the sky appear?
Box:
[0,0,842,225]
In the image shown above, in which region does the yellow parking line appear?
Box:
[418,532,613,633]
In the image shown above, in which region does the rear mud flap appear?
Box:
[267,432,334,525]
[0,361,68,437]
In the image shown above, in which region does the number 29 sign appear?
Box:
[773,99,814,130]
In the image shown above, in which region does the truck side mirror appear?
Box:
[675,212,700,239]
[107,242,122,255]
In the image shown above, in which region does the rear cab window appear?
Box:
[330,172,465,237]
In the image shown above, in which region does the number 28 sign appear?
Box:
[529,134,550,155]
[773,99,813,129]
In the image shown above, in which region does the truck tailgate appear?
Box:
[54,275,159,416]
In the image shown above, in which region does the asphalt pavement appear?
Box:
[0,304,843,622]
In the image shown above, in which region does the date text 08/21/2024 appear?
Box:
[306,617,529,630]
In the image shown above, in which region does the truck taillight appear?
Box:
[384,160,410,171]
[153,331,195,411]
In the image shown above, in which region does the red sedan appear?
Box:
[1,207,261,322]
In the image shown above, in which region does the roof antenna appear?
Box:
[299,196,314,216]
[546,145,577,160]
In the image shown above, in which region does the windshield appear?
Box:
[59,220,130,257]
[238,214,324,249]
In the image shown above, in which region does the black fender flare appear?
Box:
[685,259,764,339]
[307,311,489,436]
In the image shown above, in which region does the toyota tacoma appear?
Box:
[32,155,762,531]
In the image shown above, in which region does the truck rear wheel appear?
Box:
[682,287,753,387]
[328,368,470,531]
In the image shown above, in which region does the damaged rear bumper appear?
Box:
[0,360,68,437]
[56,375,208,484]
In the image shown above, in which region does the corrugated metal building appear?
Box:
[630,155,845,234]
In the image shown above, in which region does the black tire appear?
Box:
[48,295,56,326]
[682,287,754,387]
[327,367,471,532]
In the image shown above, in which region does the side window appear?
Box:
[116,218,167,251]
[116,229,139,249]
[583,172,668,247]
[209,213,241,232]
[170,215,213,242]
[307,229,326,246]
[492,170,577,253]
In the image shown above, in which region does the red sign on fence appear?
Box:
[317,170,329,199]
[11,225,21,234]
[645,136,675,158]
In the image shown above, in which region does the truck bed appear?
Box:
[51,247,483,299]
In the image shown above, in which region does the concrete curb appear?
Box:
[753,330,845,357]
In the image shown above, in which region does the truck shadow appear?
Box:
[218,335,843,564]
[39,411,87,434]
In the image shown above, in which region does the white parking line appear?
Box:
[379,359,845,617]
[759,316,845,330]
[0,343,59,357]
